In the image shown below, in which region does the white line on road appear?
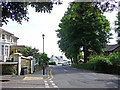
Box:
[44,81,47,83]
[45,86,49,88]
[44,80,50,88]
[53,86,58,88]
[64,69,67,72]
[45,83,49,86]
[51,83,55,86]
[50,81,53,83]
[49,80,59,88]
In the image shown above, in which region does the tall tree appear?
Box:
[57,2,111,63]
[39,53,50,66]
[19,47,39,59]
[115,11,120,44]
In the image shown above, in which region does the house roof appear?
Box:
[0,28,19,39]
[104,44,120,52]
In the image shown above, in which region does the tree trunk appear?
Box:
[73,54,78,64]
[83,46,88,63]
[71,58,73,63]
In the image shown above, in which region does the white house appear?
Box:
[50,55,63,64]
[0,28,19,62]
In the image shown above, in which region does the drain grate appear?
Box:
[0,80,10,82]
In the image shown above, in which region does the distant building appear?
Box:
[0,28,19,62]
[104,44,120,56]
[50,55,63,64]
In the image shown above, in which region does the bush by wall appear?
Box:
[89,56,112,71]
[72,55,120,75]
[109,52,120,66]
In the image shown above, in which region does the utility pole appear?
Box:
[42,34,45,75]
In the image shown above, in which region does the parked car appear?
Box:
[58,62,62,64]
[62,61,68,66]
[67,61,71,66]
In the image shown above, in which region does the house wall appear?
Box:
[0,33,1,41]
[0,29,18,62]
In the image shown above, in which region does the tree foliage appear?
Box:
[57,2,111,63]
[1,1,62,25]
[115,11,120,44]
[18,47,39,59]
[1,0,117,26]
[38,53,50,66]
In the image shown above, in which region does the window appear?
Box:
[5,46,8,56]
[7,46,8,56]
[10,37,13,42]
[2,34,5,39]
[119,1,120,7]
[118,33,120,37]
[2,45,4,55]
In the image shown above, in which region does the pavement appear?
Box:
[0,65,119,89]
[0,66,53,88]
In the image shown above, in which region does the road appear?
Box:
[1,65,120,89]
[48,65,119,88]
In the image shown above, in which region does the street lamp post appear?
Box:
[42,34,45,75]
[42,34,45,54]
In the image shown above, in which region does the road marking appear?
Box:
[45,83,49,86]
[44,80,50,88]
[44,81,47,83]
[49,69,53,79]
[50,81,53,83]
[23,77,43,80]
[45,86,49,88]
[64,69,67,72]
[51,83,55,86]
[53,86,58,88]
[47,68,58,88]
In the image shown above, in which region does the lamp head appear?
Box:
[42,34,45,38]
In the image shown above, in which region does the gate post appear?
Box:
[13,53,22,75]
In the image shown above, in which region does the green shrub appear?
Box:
[109,52,120,66]
[49,62,56,65]
[89,56,112,71]
[72,55,120,75]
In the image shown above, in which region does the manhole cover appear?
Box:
[0,80,10,82]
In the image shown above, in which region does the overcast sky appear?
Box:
[2,1,118,59]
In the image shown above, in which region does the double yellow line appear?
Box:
[47,68,53,80]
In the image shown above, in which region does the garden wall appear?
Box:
[0,62,18,75]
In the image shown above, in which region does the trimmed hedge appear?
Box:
[72,55,120,75]
[49,62,56,65]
